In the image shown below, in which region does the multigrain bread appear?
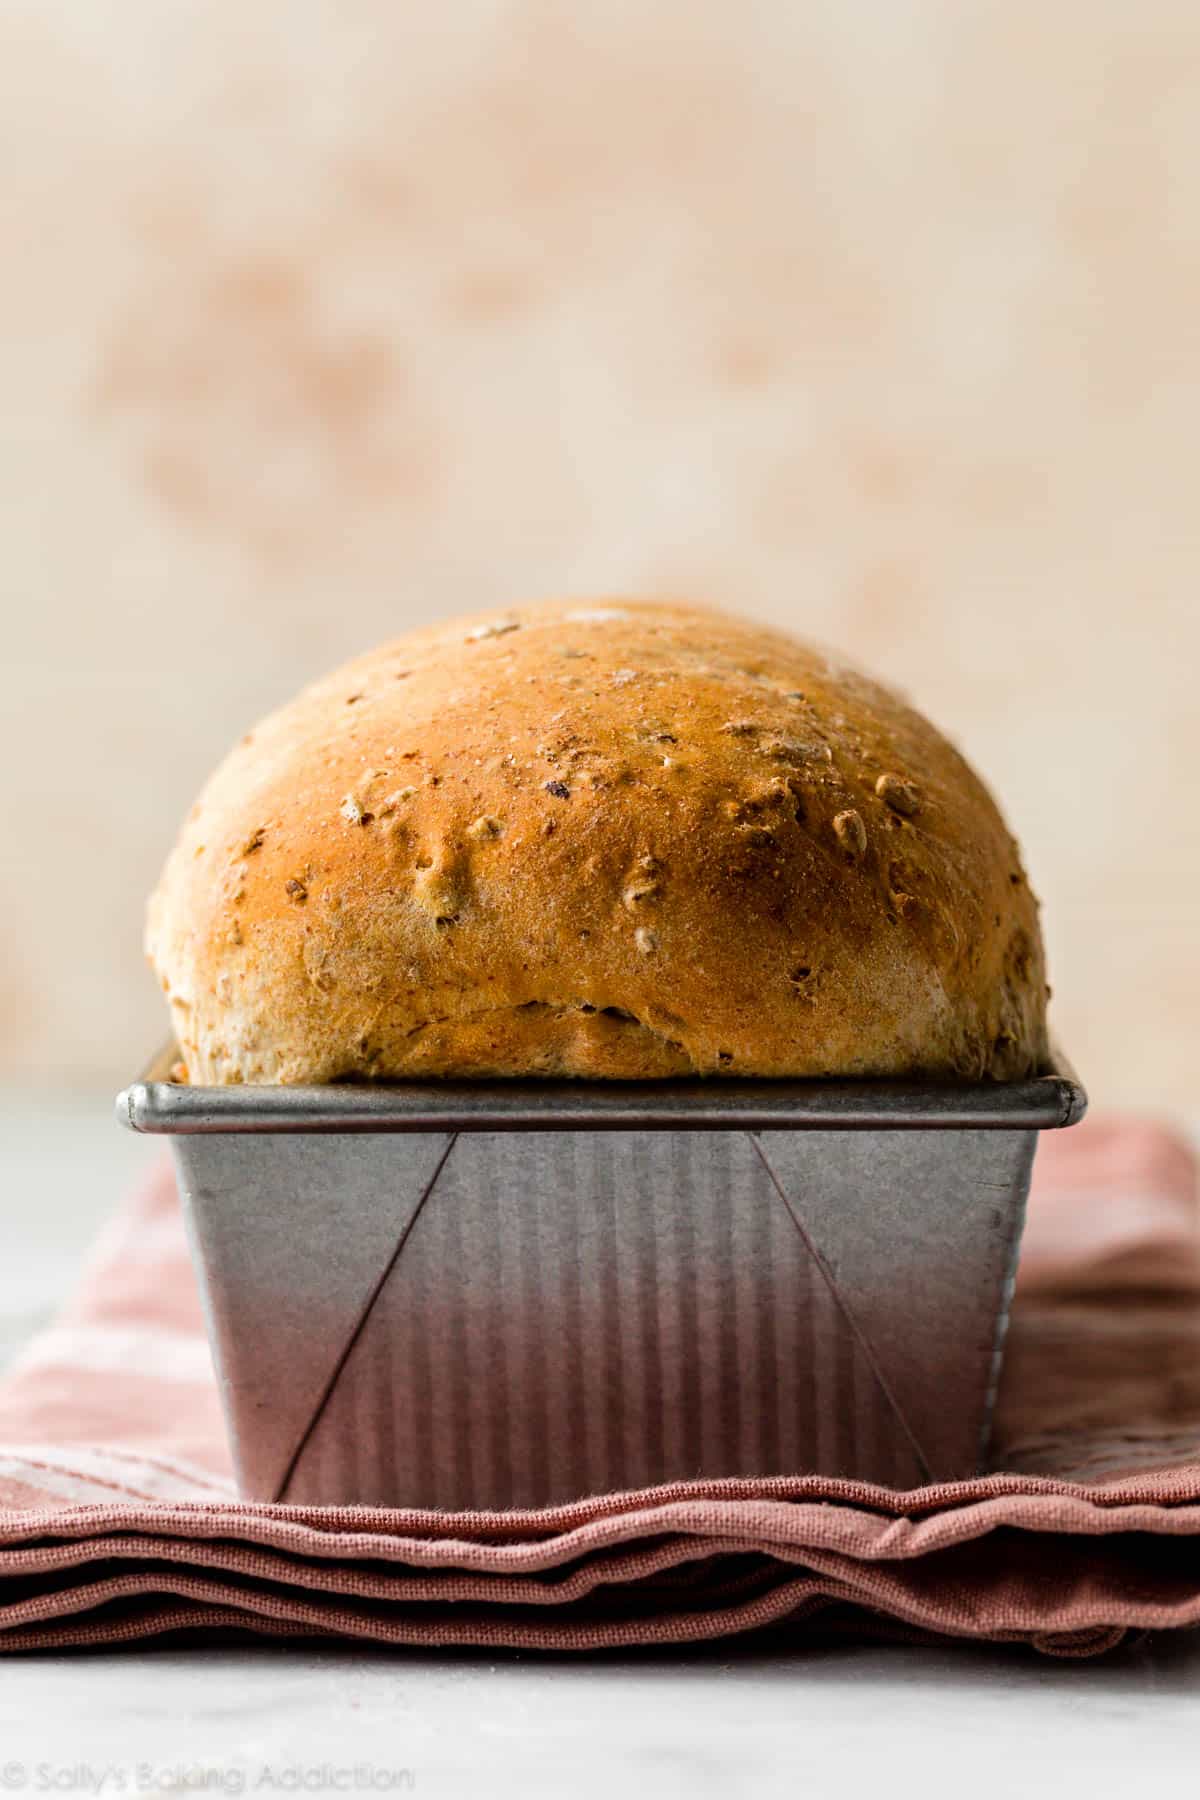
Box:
[147,601,1049,1084]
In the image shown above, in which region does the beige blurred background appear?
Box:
[1,0,1195,1108]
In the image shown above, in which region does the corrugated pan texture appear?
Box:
[284,1132,928,1506]
[168,1122,1037,1506]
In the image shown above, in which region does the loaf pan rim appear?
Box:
[118,1042,1086,1135]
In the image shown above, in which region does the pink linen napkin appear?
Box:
[1,1115,1198,1656]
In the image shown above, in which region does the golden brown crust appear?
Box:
[146,600,1049,1084]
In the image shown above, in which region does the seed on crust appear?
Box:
[760,737,832,765]
[875,773,921,816]
[465,618,520,641]
[832,808,868,857]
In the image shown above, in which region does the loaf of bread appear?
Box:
[147,601,1049,1084]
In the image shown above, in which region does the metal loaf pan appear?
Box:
[118,1050,1086,1509]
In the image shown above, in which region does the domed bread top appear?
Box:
[147,600,1048,1084]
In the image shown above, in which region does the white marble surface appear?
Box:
[2,1093,1199,1797]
